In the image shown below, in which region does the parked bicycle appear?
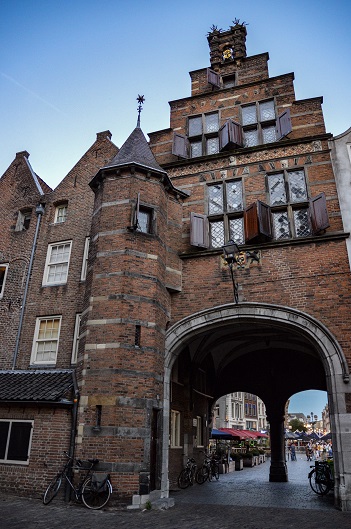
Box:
[177,456,197,489]
[308,459,334,495]
[43,451,112,509]
[196,452,220,484]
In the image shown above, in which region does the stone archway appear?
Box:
[161,302,351,511]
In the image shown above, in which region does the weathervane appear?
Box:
[136,94,145,127]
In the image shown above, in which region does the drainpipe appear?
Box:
[12,203,45,370]
[66,372,80,502]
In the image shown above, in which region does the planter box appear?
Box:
[235,459,244,471]
[243,457,254,467]
[218,463,226,474]
[228,461,235,473]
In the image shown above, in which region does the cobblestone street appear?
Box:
[1,455,351,528]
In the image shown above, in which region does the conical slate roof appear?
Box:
[103,126,166,174]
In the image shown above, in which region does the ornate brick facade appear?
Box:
[1,22,351,510]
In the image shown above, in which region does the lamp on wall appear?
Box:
[222,240,241,304]
[222,240,261,304]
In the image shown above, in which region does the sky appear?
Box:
[1,0,351,190]
[288,390,327,421]
[0,1,338,420]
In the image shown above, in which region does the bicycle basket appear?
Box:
[91,473,110,492]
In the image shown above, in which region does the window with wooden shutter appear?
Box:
[172,133,188,158]
[244,201,273,243]
[207,68,220,88]
[276,108,292,140]
[267,168,317,240]
[188,112,220,158]
[219,120,243,151]
[190,212,209,248]
[309,193,329,234]
[242,100,277,147]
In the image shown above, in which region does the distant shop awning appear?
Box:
[218,428,269,440]
[210,428,234,440]
[219,428,252,439]
[246,430,269,439]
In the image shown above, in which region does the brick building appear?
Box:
[1,22,351,510]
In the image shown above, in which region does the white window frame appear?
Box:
[171,410,181,448]
[0,419,33,465]
[30,315,62,365]
[71,313,82,364]
[0,263,9,299]
[42,241,72,286]
[80,237,90,280]
[196,416,204,447]
[54,203,68,224]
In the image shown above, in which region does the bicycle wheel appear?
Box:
[178,468,191,489]
[43,474,62,505]
[309,468,330,495]
[81,476,112,510]
[195,465,209,484]
[212,462,220,481]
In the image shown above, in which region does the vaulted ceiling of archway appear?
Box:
[182,319,326,407]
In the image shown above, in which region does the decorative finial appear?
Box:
[232,18,248,27]
[136,95,145,127]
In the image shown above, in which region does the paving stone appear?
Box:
[1,456,351,528]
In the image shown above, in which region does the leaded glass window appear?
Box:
[268,174,287,205]
[294,209,311,237]
[226,180,243,211]
[207,180,244,248]
[242,105,257,126]
[189,112,220,158]
[288,170,308,202]
[244,129,259,147]
[190,141,202,158]
[268,169,311,240]
[259,101,275,121]
[272,211,290,239]
[189,116,202,136]
[206,137,219,155]
[208,185,223,214]
[229,217,244,244]
[262,126,277,144]
[210,220,225,247]
[205,113,219,133]
[242,100,276,147]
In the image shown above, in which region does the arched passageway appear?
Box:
[162,303,351,510]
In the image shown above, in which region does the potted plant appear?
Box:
[243,452,254,467]
[232,452,244,471]
[250,448,260,465]
[259,449,266,463]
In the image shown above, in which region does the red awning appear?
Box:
[219,428,268,439]
[219,428,253,439]
[242,430,269,439]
